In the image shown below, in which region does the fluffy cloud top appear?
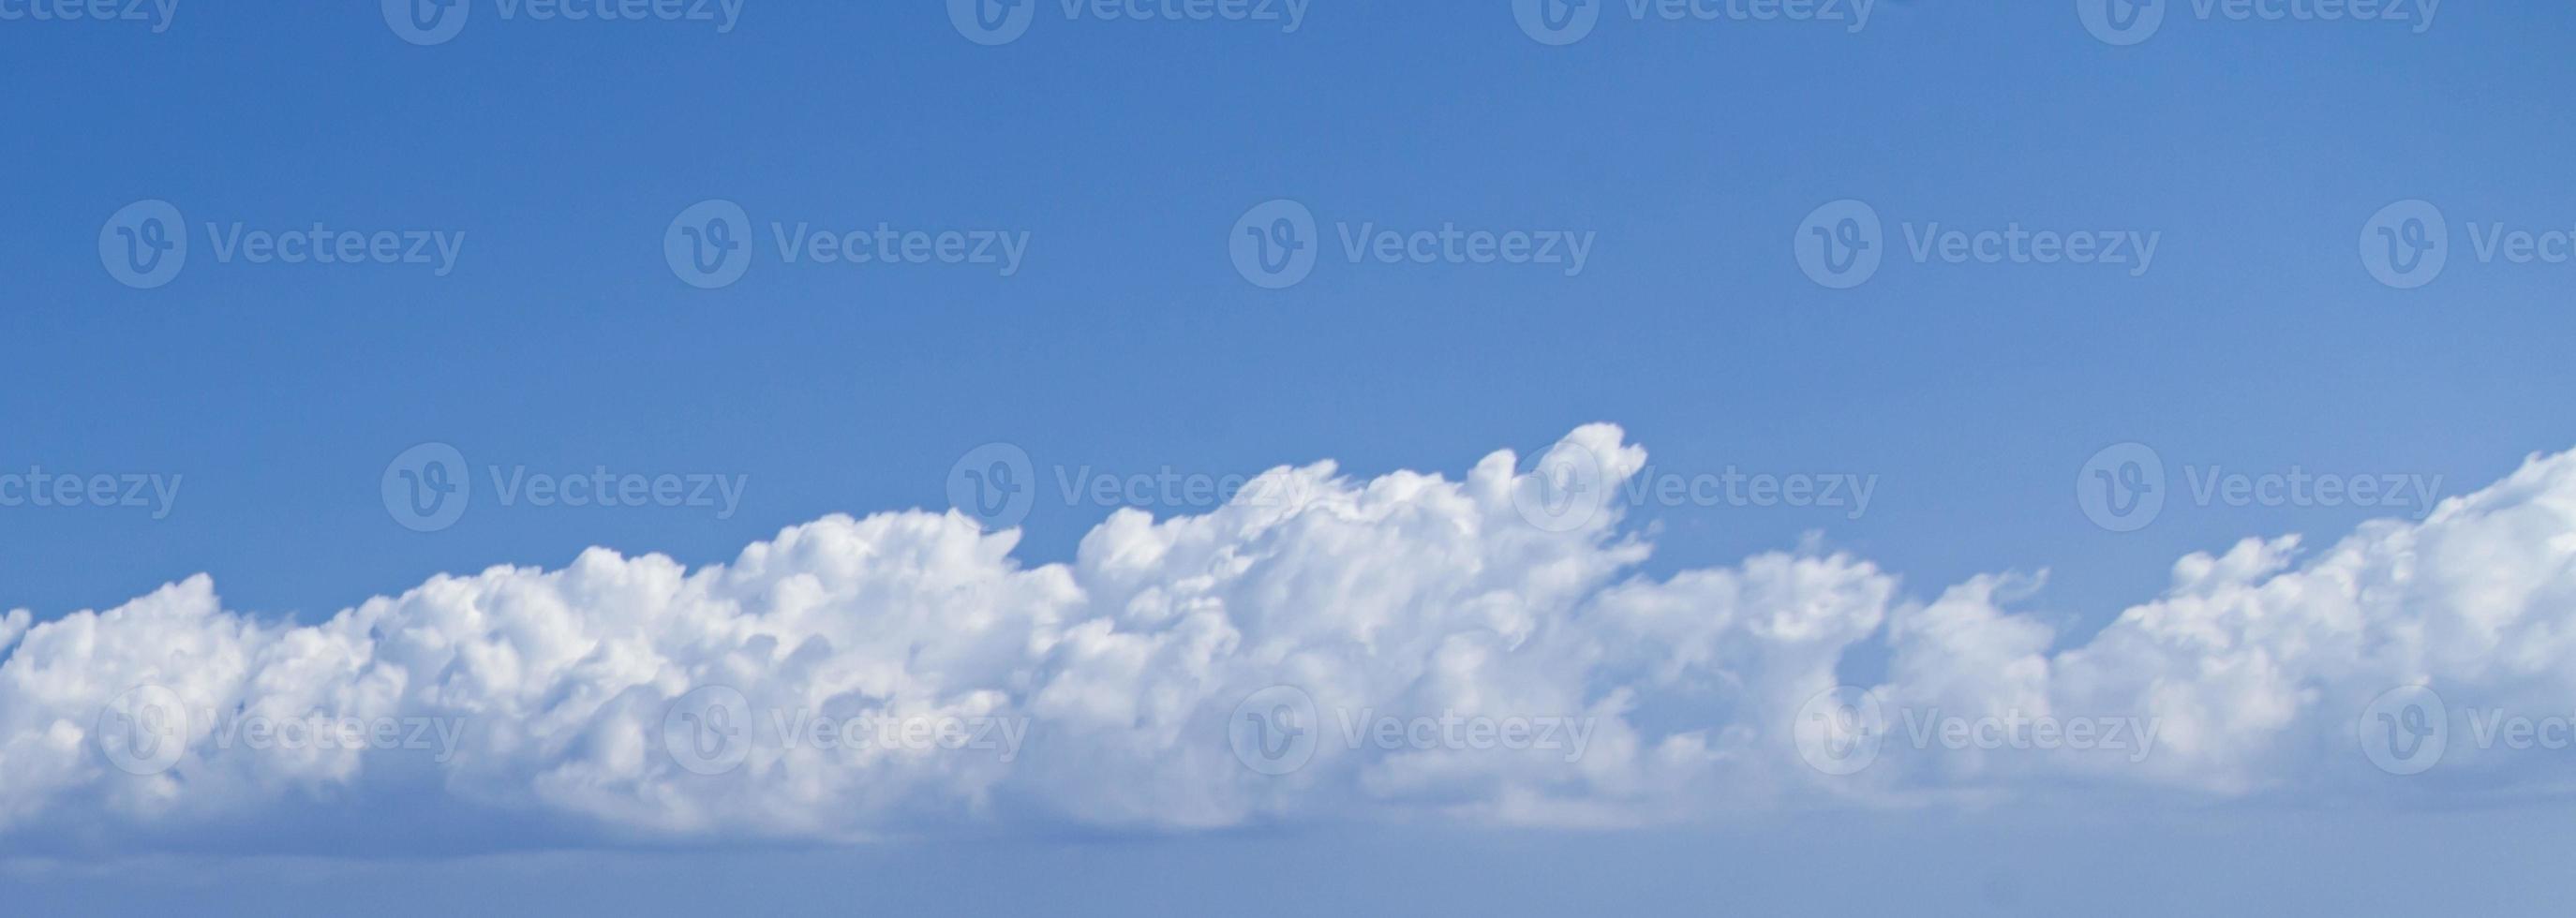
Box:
[4,425,2572,852]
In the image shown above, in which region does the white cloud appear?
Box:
[5,425,2575,851]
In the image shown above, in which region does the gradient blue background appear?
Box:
[4,2,2574,913]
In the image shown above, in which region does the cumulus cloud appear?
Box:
[4,424,2574,852]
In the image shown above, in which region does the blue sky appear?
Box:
[7,2,2576,914]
